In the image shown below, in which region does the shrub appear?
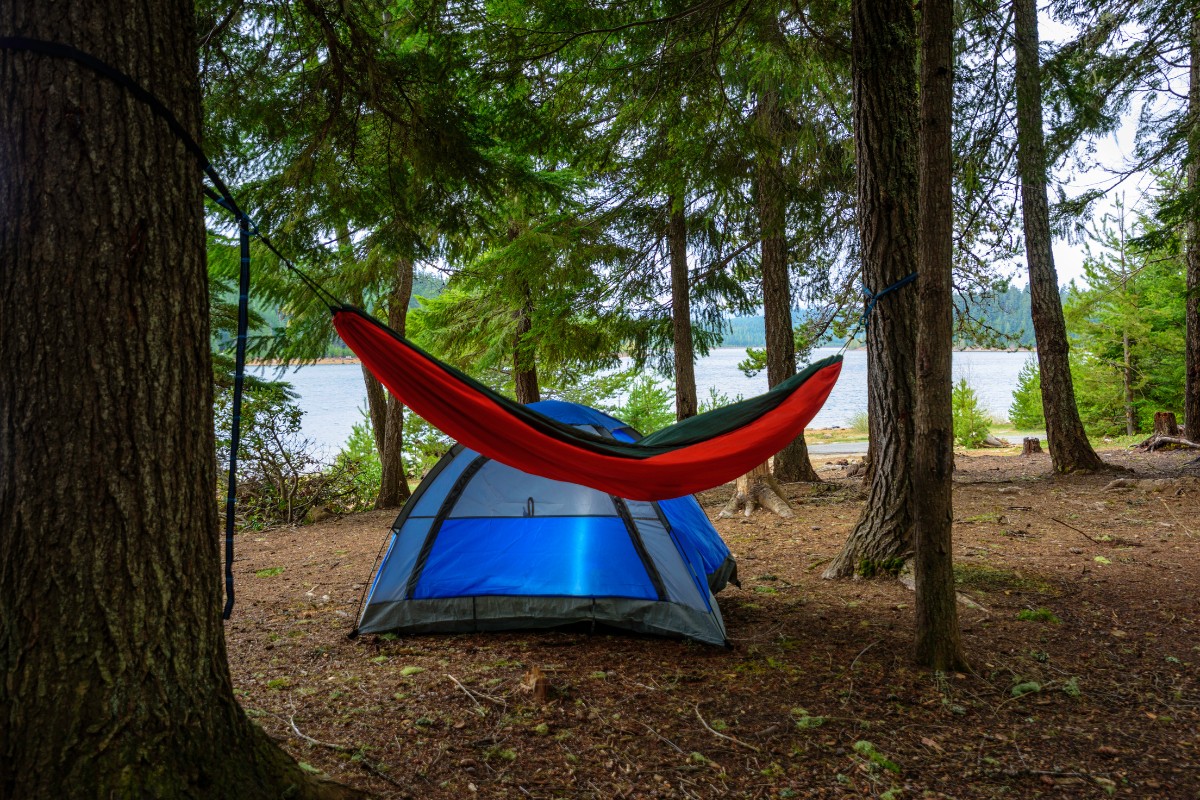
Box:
[331,413,383,510]
[613,375,675,434]
[952,378,991,448]
[1008,357,1045,430]
[216,384,378,527]
[401,412,453,478]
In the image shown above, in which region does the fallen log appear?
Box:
[1137,435,1200,452]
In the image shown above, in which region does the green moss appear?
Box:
[954,563,1053,594]
[856,557,907,578]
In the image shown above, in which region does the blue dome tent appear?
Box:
[354,400,738,646]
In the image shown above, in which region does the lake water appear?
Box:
[256,348,1034,456]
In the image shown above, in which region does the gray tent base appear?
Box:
[358,595,728,647]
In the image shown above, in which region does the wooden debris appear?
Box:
[1154,411,1179,437]
[519,665,549,704]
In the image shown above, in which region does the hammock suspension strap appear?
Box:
[862,272,918,329]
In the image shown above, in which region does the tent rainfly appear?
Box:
[354,400,737,646]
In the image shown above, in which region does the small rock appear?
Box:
[998,486,1020,495]
[1068,547,1083,555]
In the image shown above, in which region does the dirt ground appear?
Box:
[226,446,1200,799]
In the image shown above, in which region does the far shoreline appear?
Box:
[251,346,1034,368]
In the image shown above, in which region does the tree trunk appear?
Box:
[375,257,414,509]
[1013,0,1105,474]
[824,0,920,579]
[1123,328,1136,437]
[362,363,389,454]
[513,285,541,404]
[756,79,819,483]
[1186,12,1200,441]
[668,195,698,420]
[718,461,794,518]
[1118,217,1136,438]
[1154,412,1180,438]
[912,0,968,672]
[0,6,359,797]
[345,246,390,459]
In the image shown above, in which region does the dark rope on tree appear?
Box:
[861,271,919,330]
[221,215,252,620]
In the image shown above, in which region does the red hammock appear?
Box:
[334,307,842,501]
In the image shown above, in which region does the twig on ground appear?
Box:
[286,714,349,751]
[1157,497,1196,537]
[849,639,881,673]
[641,722,686,754]
[1050,517,1104,546]
[280,713,408,790]
[446,673,506,708]
[694,704,761,753]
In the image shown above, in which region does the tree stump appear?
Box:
[719,461,794,518]
[1154,412,1180,438]
[1022,437,1042,456]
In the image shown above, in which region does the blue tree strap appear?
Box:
[862,272,919,329]
[222,214,252,620]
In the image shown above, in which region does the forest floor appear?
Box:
[226,444,1200,799]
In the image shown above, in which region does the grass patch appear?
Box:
[1017,607,1061,624]
[255,566,284,578]
[954,563,1054,594]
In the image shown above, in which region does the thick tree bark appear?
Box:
[345,237,389,459]
[375,257,414,509]
[362,364,389,454]
[756,84,819,483]
[1186,13,1200,440]
[668,196,698,420]
[718,461,794,518]
[913,0,968,672]
[351,264,411,508]
[1013,0,1105,473]
[513,285,541,404]
[0,4,360,797]
[824,0,920,579]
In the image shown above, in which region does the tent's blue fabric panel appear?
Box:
[628,511,712,612]
[365,517,434,605]
[407,449,480,519]
[447,460,617,518]
[657,496,730,577]
[412,517,656,600]
[527,399,628,431]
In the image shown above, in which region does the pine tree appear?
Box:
[823,0,921,579]
[0,4,359,795]
[913,0,968,672]
[1013,0,1106,472]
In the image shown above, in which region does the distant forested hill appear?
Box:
[718,285,1037,350]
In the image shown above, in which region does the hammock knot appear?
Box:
[861,271,918,329]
